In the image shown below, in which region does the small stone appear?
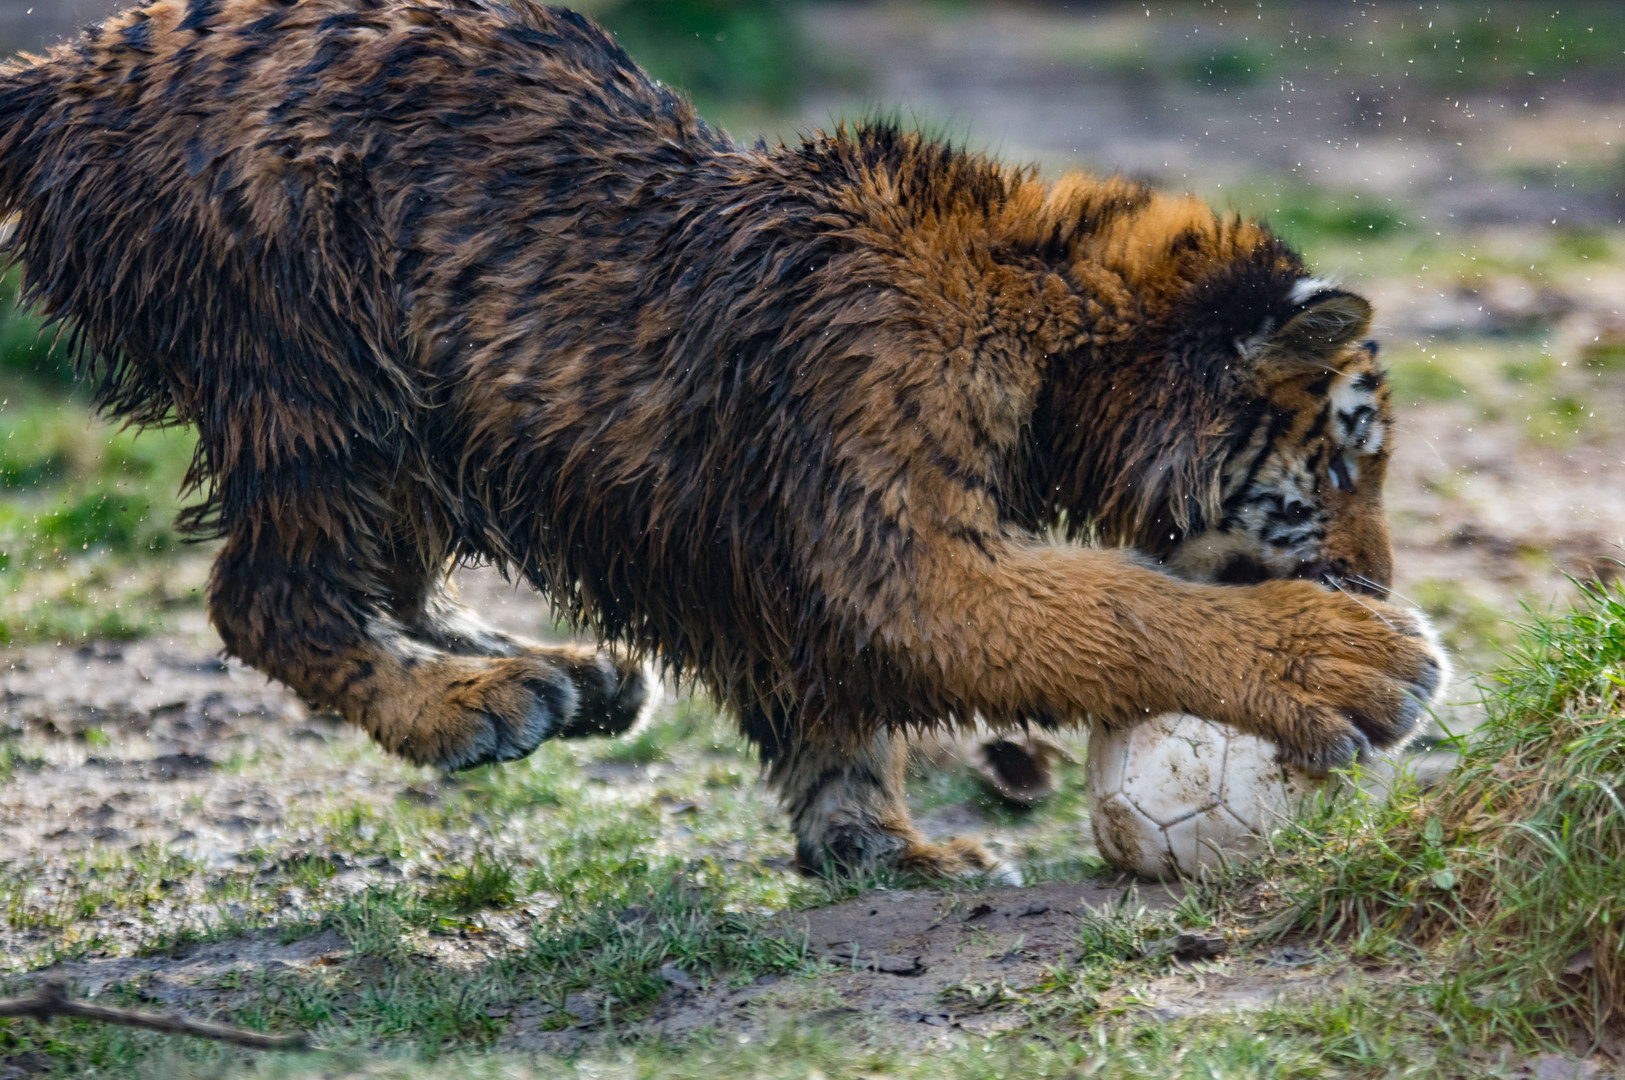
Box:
[874,954,926,976]
[617,905,652,927]
[1563,948,1594,976]
[563,993,598,1025]
[1170,930,1227,960]
[659,963,697,992]
[1531,1053,1604,1080]
[399,785,441,806]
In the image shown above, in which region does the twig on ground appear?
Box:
[0,975,310,1052]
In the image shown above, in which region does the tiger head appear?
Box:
[1154,278,1396,599]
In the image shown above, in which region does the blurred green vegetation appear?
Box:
[1170,4,1625,95]
[1384,351,1469,405]
[1267,193,1408,249]
[576,0,1625,123]
[0,270,196,643]
[1583,337,1625,373]
[1179,44,1274,90]
[1398,7,1625,90]
[0,272,69,389]
[577,0,801,121]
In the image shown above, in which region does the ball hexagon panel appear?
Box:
[1163,807,1252,876]
[1119,713,1224,828]
[1086,714,1327,879]
[1217,730,1291,833]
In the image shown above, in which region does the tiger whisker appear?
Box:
[1323,574,1402,632]
[1386,423,1449,469]
[1340,573,1392,596]
[1348,573,1422,610]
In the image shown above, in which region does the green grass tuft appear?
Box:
[428,851,520,915]
[1583,338,1625,374]
[1272,576,1625,1048]
[1388,361,1469,405]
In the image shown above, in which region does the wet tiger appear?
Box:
[0,0,1444,877]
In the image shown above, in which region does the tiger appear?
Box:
[0,0,1444,878]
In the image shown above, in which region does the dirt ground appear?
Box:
[2,0,1624,1067]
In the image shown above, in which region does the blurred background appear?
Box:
[0,0,1621,682]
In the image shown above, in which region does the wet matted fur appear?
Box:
[0,0,1444,876]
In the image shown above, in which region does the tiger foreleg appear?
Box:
[884,542,1446,776]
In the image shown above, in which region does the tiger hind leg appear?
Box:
[393,566,651,741]
[209,536,649,770]
[745,709,1006,880]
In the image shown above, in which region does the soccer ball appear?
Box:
[1085,714,1323,879]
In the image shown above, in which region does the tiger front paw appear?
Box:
[1198,580,1449,775]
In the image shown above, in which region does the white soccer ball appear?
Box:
[1085,714,1323,879]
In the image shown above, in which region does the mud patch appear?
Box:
[532,881,1191,1051]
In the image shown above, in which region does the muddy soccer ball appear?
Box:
[1085,714,1323,879]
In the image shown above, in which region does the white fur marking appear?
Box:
[1289,277,1338,305]
[1328,372,1386,455]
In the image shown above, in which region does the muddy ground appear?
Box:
[1,0,1623,1068]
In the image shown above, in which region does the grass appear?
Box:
[0,699,827,1064]
[1410,578,1519,673]
[0,271,70,391]
[13,642,1620,1079]
[1382,7,1625,92]
[426,852,520,915]
[0,736,819,1066]
[1386,357,1470,405]
[0,270,200,643]
[1266,577,1625,1049]
[2,871,816,1063]
[1,982,1540,1080]
[1582,336,1625,374]
[0,744,43,782]
[1034,3,1625,105]
[1185,5,1625,96]
[0,537,1610,1071]
[1267,191,1409,249]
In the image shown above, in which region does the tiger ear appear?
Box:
[1249,289,1372,377]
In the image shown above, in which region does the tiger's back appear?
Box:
[0,0,722,556]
